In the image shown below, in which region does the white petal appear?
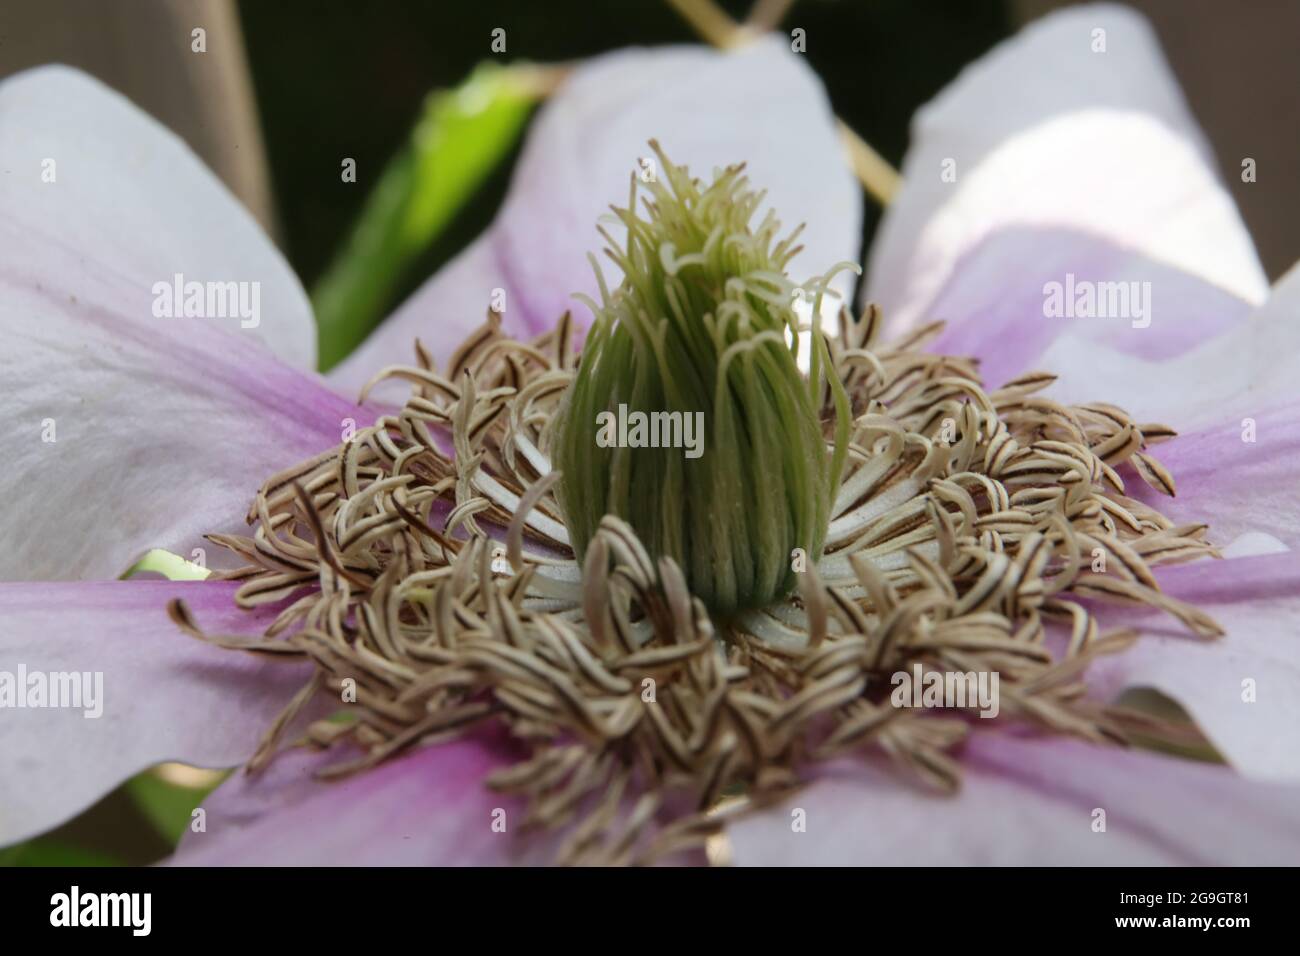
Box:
[335,38,861,384]
[866,4,1267,344]
[0,65,315,369]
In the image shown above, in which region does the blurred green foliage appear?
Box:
[0,841,122,867]
[312,63,544,369]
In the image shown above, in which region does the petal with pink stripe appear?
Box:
[0,579,315,847]
[729,733,1300,865]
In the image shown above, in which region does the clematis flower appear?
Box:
[3,5,1299,866]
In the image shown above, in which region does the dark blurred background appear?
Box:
[235,0,1012,297]
[237,0,1014,349]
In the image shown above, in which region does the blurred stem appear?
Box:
[666,0,748,46]
[666,0,901,206]
[839,125,903,206]
[745,0,798,32]
[312,62,566,372]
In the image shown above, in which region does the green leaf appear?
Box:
[127,769,225,846]
[119,547,211,581]
[313,62,549,371]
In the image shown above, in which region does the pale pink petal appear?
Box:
[1035,262,1300,431]
[866,4,1266,365]
[333,38,861,395]
[1027,268,1300,564]
[923,229,1254,388]
[728,733,1300,865]
[1089,552,1300,782]
[1020,274,1300,782]
[1,300,366,580]
[0,580,315,847]
[1122,401,1300,551]
[170,735,559,866]
[1,66,371,581]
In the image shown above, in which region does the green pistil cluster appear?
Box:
[552,142,851,618]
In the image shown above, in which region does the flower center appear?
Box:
[177,146,1225,865]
